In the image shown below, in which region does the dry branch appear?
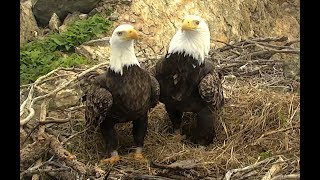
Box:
[20,135,51,168]
[20,62,108,126]
[261,157,285,180]
[121,174,176,180]
[270,174,300,180]
[224,156,276,180]
[253,125,300,145]
[151,160,201,170]
[49,136,87,175]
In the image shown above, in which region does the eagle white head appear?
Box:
[109,24,140,75]
[168,15,210,65]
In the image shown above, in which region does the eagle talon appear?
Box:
[100,155,121,165]
[133,153,146,161]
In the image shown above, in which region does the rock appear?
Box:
[48,13,61,31]
[20,0,39,45]
[62,11,81,26]
[103,0,299,57]
[79,14,88,20]
[32,0,100,26]
[123,15,130,22]
[58,25,68,33]
[75,45,111,62]
[54,89,81,108]
[108,12,119,21]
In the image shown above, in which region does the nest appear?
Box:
[20,37,300,180]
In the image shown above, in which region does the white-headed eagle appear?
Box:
[152,15,224,146]
[84,24,160,164]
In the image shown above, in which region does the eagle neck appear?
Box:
[110,41,140,75]
[168,29,210,65]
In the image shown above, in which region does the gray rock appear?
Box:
[54,89,81,108]
[108,12,119,21]
[79,14,88,20]
[20,0,39,45]
[32,0,100,26]
[62,11,81,26]
[48,13,61,31]
[75,44,111,62]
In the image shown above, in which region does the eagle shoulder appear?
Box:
[198,71,224,109]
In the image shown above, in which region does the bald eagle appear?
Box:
[85,24,160,164]
[152,15,224,146]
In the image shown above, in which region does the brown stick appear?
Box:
[39,117,71,125]
[30,159,42,180]
[38,99,49,140]
[122,174,176,180]
[20,135,51,168]
[49,136,87,175]
[151,159,201,170]
[271,174,300,180]
[253,125,300,145]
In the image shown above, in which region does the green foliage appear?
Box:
[20,15,112,84]
[259,150,273,160]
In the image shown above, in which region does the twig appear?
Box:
[62,127,89,145]
[20,62,108,126]
[247,39,296,50]
[151,160,201,170]
[271,174,300,180]
[253,125,300,145]
[20,135,51,168]
[284,39,300,46]
[39,117,71,125]
[21,166,70,178]
[49,135,87,175]
[30,159,42,180]
[38,99,49,140]
[261,157,285,180]
[65,105,85,111]
[224,156,276,180]
[122,174,176,180]
[20,67,64,122]
[251,36,288,42]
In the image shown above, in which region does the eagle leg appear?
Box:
[100,119,119,160]
[132,115,147,161]
[165,106,183,134]
[193,106,216,146]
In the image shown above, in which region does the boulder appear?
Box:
[32,0,100,26]
[75,45,110,62]
[48,13,61,31]
[54,89,81,108]
[20,0,39,45]
[62,11,81,26]
[103,0,300,57]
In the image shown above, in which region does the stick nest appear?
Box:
[20,37,300,180]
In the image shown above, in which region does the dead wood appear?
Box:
[20,134,51,168]
[49,135,87,175]
[151,159,201,170]
[121,174,176,180]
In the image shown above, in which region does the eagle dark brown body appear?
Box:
[154,52,224,146]
[85,65,159,156]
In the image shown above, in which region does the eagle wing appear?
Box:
[84,74,113,127]
[149,74,160,108]
[198,71,224,110]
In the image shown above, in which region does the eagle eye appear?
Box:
[117,31,123,36]
[194,20,200,25]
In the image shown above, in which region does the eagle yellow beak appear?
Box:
[181,18,197,31]
[125,28,139,40]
